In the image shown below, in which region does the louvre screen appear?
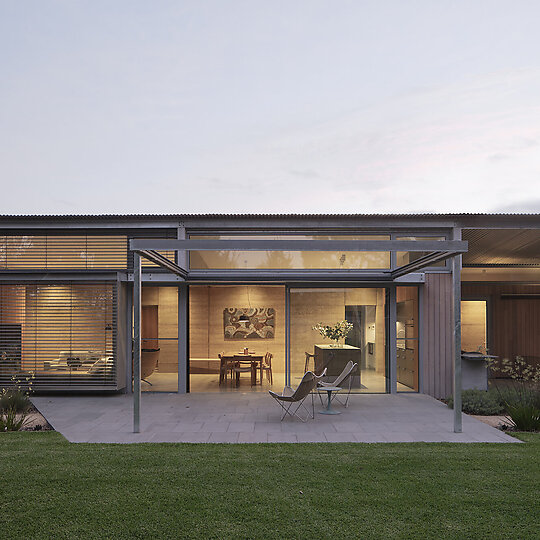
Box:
[0,282,117,391]
[0,235,128,270]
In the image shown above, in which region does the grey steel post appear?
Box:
[126,284,133,392]
[452,229,462,433]
[388,286,397,394]
[285,286,291,387]
[133,252,142,433]
[178,284,188,393]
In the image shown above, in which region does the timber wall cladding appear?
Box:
[422,273,453,399]
[462,283,540,372]
[189,286,286,374]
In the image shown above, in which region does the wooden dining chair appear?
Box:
[218,352,234,385]
[261,352,273,384]
[233,355,255,387]
[304,351,314,373]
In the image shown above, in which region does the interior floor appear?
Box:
[143,369,414,393]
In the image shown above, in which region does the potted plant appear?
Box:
[312,320,353,348]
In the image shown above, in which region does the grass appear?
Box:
[1,432,539,539]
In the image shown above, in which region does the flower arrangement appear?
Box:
[312,320,353,347]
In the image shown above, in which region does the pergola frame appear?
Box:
[130,238,467,434]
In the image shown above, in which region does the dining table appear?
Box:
[220,352,264,386]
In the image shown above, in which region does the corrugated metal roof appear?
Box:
[0,212,539,219]
[463,229,540,265]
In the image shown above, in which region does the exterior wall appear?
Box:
[422,273,453,399]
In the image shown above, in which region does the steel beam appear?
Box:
[133,252,141,433]
[136,249,188,277]
[130,238,468,252]
[186,270,394,282]
[391,250,462,279]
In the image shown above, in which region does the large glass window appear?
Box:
[461,300,487,353]
[189,235,390,270]
[396,286,419,391]
[0,235,127,269]
[0,283,116,389]
[189,285,286,392]
[290,288,387,393]
[140,286,178,392]
[396,236,446,268]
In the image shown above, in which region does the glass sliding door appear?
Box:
[289,288,388,393]
[189,285,285,392]
[140,286,178,392]
[396,286,419,392]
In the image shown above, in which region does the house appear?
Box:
[1,214,538,427]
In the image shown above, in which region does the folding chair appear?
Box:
[269,369,326,422]
[318,361,358,408]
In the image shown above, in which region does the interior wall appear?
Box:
[141,286,178,374]
[290,288,385,376]
[189,285,286,373]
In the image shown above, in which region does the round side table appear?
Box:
[318,386,342,415]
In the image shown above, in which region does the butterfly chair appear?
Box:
[269,369,327,422]
[318,361,358,408]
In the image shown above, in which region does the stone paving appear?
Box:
[32,392,519,444]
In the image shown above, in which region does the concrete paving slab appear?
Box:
[32,392,520,444]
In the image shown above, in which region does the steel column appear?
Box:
[126,283,133,392]
[285,286,291,387]
[178,284,188,393]
[388,286,398,394]
[133,252,141,433]
[452,229,463,433]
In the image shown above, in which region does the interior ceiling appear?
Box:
[463,229,540,266]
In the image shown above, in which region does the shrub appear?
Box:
[446,389,505,415]
[488,356,540,432]
[505,403,540,431]
[0,373,34,431]
[0,388,31,413]
[0,406,29,431]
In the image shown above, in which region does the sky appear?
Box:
[1,0,540,215]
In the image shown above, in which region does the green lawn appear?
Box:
[1,432,539,539]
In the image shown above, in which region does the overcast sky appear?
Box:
[1,1,540,215]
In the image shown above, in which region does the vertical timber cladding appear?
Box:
[0,282,118,391]
[422,273,453,399]
[462,283,540,373]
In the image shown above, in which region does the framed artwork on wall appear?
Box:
[223,308,275,339]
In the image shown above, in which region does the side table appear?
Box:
[318,386,342,415]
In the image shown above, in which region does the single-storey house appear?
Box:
[0,213,538,431]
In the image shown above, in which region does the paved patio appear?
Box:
[32,392,519,444]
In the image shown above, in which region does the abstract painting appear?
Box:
[223,308,275,339]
